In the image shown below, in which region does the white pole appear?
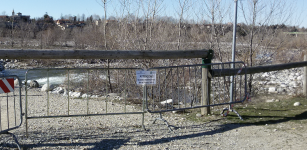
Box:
[230,0,238,106]
[304,55,307,96]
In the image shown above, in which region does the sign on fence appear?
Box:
[0,78,14,94]
[0,76,22,149]
[136,71,156,85]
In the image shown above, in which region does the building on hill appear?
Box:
[0,10,31,29]
[55,19,86,30]
[11,10,31,23]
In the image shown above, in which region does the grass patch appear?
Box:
[184,97,307,126]
[227,97,307,125]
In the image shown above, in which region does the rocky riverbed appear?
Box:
[253,68,304,96]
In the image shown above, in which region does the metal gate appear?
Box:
[145,61,247,113]
[25,68,145,135]
[24,62,247,134]
[0,75,22,149]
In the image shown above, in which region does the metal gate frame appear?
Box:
[0,75,22,149]
[24,67,146,135]
[144,62,248,130]
[24,62,247,134]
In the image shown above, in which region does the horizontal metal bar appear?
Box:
[26,67,142,71]
[146,94,248,113]
[26,112,145,119]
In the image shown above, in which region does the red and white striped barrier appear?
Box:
[0,78,14,94]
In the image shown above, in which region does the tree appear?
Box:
[176,0,191,50]
[201,0,231,62]
[239,0,296,94]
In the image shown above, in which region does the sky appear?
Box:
[0,0,306,27]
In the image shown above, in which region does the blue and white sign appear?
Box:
[136,71,156,85]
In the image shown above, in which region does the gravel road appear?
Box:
[1,88,307,150]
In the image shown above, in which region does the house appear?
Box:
[55,19,86,30]
[11,10,30,23]
[56,19,72,25]
[0,10,31,29]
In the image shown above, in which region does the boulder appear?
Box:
[29,80,39,88]
[160,99,173,105]
[293,102,301,106]
[69,92,81,98]
[41,84,55,92]
[51,87,64,94]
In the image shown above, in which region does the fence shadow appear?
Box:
[237,110,307,125]
[2,111,306,149]
[20,138,131,150]
[138,110,307,146]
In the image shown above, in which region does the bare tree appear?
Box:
[201,0,231,62]
[239,0,296,94]
[176,0,191,50]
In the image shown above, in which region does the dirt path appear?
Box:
[0,89,307,149]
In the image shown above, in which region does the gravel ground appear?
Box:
[1,88,307,150]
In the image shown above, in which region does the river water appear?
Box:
[3,69,67,86]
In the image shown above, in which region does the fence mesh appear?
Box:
[146,62,247,113]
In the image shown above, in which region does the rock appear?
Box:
[63,88,68,96]
[280,83,287,88]
[297,76,302,80]
[160,99,173,105]
[29,80,39,88]
[266,99,275,103]
[289,82,298,87]
[41,84,55,92]
[91,95,99,98]
[277,88,286,93]
[52,87,64,94]
[268,87,277,93]
[196,113,202,117]
[294,102,301,106]
[69,92,82,98]
[289,75,295,80]
[261,73,269,78]
[82,94,89,98]
[73,92,81,98]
